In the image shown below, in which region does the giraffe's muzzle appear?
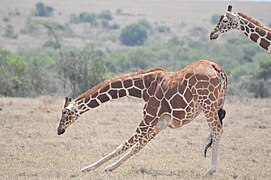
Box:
[210,32,219,40]
[57,124,66,135]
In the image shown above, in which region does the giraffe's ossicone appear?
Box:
[57,60,228,176]
[210,5,271,53]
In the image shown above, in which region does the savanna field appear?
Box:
[0,97,270,179]
[0,0,271,179]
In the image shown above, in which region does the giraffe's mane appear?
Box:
[237,12,271,32]
[75,67,165,101]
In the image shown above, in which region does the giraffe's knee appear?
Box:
[218,108,226,125]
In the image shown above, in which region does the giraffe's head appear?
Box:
[210,5,241,40]
[57,97,80,135]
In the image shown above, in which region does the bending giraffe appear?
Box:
[210,5,271,53]
[57,60,228,176]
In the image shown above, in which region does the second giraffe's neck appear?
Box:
[237,13,271,53]
[73,68,165,114]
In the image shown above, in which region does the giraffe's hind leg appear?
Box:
[204,107,226,157]
[202,107,225,176]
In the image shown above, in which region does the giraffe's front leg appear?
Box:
[81,141,132,172]
[104,129,160,172]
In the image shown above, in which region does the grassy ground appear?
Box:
[0,96,270,179]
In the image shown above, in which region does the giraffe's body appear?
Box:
[210,5,271,53]
[57,60,227,176]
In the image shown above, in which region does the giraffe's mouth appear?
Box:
[57,124,66,135]
[210,32,219,40]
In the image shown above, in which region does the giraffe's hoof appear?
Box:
[81,165,95,173]
[104,166,115,172]
[203,169,216,176]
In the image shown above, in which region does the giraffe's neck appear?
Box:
[72,68,165,115]
[237,13,271,53]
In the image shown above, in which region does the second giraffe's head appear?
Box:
[57,97,80,135]
[210,5,241,40]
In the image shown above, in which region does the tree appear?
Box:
[58,45,107,97]
[120,24,148,46]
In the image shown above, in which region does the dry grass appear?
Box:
[0,96,270,179]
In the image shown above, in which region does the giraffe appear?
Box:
[210,5,271,53]
[57,60,228,176]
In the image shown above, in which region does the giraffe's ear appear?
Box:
[64,97,72,108]
[227,5,232,12]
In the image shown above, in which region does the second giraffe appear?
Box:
[57,59,228,176]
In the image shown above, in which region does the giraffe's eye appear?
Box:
[62,110,68,116]
[222,19,228,23]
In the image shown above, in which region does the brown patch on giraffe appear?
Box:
[108,90,118,98]
[267,32,271,41]
[142,90,149,102]
[170,94,187,109]
[147,82,157,96]
[91,92,99,99]
[97,94,110,103]
[165,84,178,100]
[134,79,144,89]
[259,38,270,50]
[195,74,210,81]
[128,88,142,98]
[99,85,110,93]
[148,97,160,108]
[245,26,250,34]
[118,89,126,98]
[208,93,216,101]
[155,86,164,100]
[188,75,197,85]
[172,110,185,119]
[158,99,171,115]
[111,81,123,88]
[250,33,259,43]
[88,99,99,108]
[123,79,133,88]
[210,78,219,86]
[255,27,266,37]
[183,88,193,102]
[247,23,255,29]
[195,81,210,89]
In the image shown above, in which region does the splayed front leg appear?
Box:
[81,143,131,172]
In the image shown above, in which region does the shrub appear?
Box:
[155,25,170,33]
[35,2,54,17]
[99,10,113,21]
[3,25,17,39]
[120,24,148,46]
[70,12,98,26]
[58,45,107,96]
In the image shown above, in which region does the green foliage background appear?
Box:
[1,2,270,98]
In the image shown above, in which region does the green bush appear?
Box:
[120,23,148,46]
[35,2,54,17]
[99,10,113,20]
[70,12,98,26]
[58,45,107,97]
[155,25,170,33]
